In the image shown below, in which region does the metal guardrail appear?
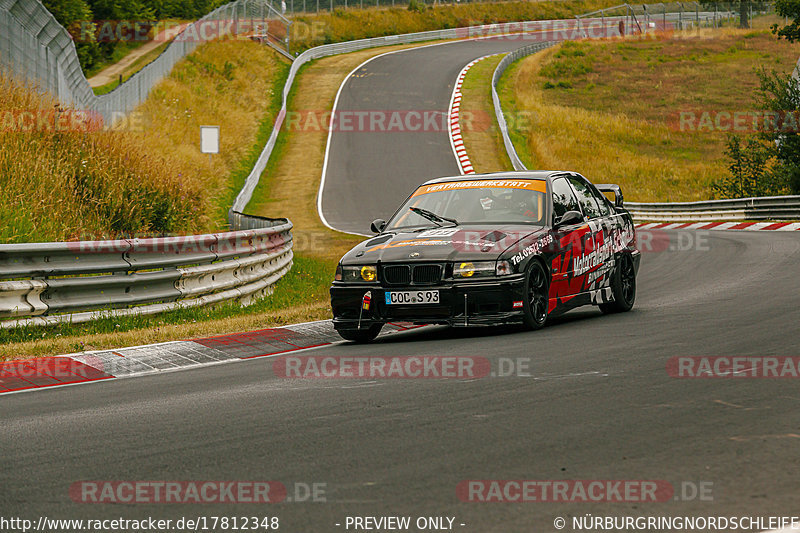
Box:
[0,0,291,125]
[625,196,800,221]
[491,41,558,173]
[491,22,800,223]
[0,219,293,328]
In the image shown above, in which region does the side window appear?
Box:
[589,185,611,217]
[551,177,581,221]
[568,176,602,220]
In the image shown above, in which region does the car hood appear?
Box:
[340,225,547,264]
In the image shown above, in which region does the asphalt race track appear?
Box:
[320,36,546,234]
[4,36,800,533]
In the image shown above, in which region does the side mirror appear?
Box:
[554,210,584,229]
[370,219,387,234]
[595,184,624,208]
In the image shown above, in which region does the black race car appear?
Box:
[330,171,641,342]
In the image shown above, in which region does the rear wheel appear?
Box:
[522,261,549,330]
[336,324,383,343]
[600,253,636,314]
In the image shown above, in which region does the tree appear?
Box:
[714,135,778,198]
[41,0,102,72]
[41,0,92,26]
[714,69,800,198]
[86,0,155,20]
[772,0,800,41]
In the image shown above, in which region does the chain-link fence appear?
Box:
[0,0,290,124]
[577,2,774,32]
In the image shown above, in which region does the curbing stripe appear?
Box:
[0,321,424,395]
[634,222,800,232]
[447,55,497,175]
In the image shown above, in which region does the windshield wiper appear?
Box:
[408,207,458,227]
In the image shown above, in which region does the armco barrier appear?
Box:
[490,33,800,222]
[0,218,293,328]
[625,196,800,221]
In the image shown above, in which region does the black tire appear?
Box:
[599,252,636,314]
[522,261,549,330]
[336,324,383,343]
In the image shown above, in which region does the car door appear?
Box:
[548,176,590,307]
[567,174,608,297]
[584,177,627,303]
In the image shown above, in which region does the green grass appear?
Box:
[289,0,623,51]
[219,60,291,222]
[498,29,800,202]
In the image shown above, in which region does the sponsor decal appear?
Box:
[572,240,613,276]
[412,179,547,197]
[361,291,372,311]
[365,239,451,253]
[417,228,460,238]
[510,234,554,266]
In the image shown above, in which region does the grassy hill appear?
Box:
[499,23,800,202]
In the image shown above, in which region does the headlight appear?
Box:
[453,261,495,278]
[495,260,513,276]
[338,264,378,282]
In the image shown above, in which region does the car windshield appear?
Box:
[386,179,547,230]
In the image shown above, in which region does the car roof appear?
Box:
[420,170,567,186]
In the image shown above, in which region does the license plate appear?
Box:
[385,290,439,305]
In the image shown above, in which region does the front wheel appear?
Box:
[522,261,549,330]
[599,252,636,314]
[336,324,383,343]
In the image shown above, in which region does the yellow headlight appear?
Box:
[360,265,377,281]
[458,262,475,277]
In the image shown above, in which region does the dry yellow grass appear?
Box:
[498,28,800,202]
[0,37,289,243]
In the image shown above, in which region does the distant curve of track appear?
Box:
[319,36,536,234]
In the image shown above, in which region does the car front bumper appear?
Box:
[330,275,527,329]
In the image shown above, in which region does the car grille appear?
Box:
[413,264,442,284]
[383,265,411,285]
[382,264,443,285]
